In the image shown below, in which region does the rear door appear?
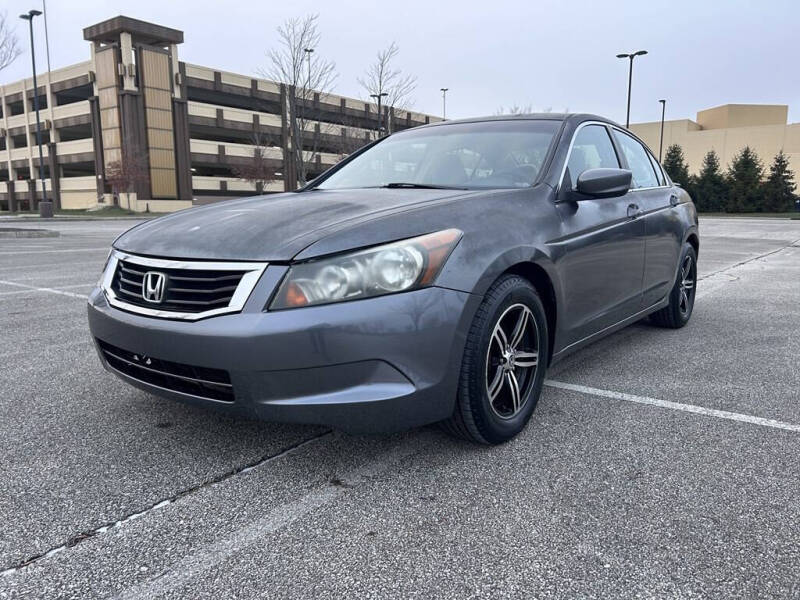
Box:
[610,129,683,307]
[554,123,646,348]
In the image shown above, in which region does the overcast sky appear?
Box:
[2,0,798,124]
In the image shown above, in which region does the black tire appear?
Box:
[442,274,549,445]
[651,243,697,329]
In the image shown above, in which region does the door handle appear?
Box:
[670,194,679,207]
[627,203,640,218]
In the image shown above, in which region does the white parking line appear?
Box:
[5,273,98,284]
[545,380,800,433]
[0,247,108,255]
[0,282,94,297]
[0,260,100,272]
[0,433,334,579]
[0,279,89,299]
[102,437,428,599]
[116,487,341,599]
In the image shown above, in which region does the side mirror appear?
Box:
[575,168,632,199]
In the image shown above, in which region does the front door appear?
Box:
[554,123,645,348]
[610,129,683,307]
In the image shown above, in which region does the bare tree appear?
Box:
[261,14,337,187]
[105,152,149,208]
[232,132,279,193]
[335,115,372,160]
[358,42,417,135]
[494,104,535,115]
[494,105,561,115]
[0,11,22,73]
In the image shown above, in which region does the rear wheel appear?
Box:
[442,275,548,445]
[651,243,697,328]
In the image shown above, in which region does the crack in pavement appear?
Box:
[0,430,333,578]
[697,237,800,281]
[114,437,432,600]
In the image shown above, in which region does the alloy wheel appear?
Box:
[485,303,540,419]
[678,254,695,316]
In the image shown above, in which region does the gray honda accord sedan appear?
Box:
[88,114,698,444]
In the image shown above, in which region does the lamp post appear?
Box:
[370,92,388,137]
[440,88,448,120]
[658,99,666,162]
[20,9,51,217]
[616,50,647,128]
[302,47,315,181]
[303,47,314,90]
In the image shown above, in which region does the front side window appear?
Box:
[612,130,660,189]
[566,125,620,189]
[315,120,560,190]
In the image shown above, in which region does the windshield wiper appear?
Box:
[380,182,466,190]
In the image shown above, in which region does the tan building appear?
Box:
[630,104,800,176]
[0,16,438,213]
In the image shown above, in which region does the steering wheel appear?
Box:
[486,164,538,186]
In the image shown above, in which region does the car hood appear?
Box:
[113,188,483,261]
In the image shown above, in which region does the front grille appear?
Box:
[111,259,246,314]
[97,339,234,402]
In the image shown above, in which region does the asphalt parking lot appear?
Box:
[0,216,798,599]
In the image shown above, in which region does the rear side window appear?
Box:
[612,130,660,189]
[648,152,666,186]
[566,125,620,189]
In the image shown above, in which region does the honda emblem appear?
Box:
[142,271,166,304]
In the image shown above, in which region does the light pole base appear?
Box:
[39,201,54,218]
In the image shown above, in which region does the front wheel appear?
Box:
[651,243,697,328]
[441,275,549,445]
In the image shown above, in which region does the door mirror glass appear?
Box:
[575,168,632,198]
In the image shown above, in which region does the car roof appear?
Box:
[414,113,621,130]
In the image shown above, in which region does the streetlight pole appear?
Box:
[616,50,647,128]
[301,47,314,185]
[658,99,666,162]
[303,47,314,92]
[20,9,50,217]
[42,0,52,74]
[370,92,388,137]
[440,88,448,120]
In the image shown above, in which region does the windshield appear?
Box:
[315,120,561,190]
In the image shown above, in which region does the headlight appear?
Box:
[270,229,462,309]
[97,248,113,286]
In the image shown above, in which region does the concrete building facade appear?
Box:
[0,16,438,213]
[630,104,800,176]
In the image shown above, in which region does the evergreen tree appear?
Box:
[692,150,727,212]
[726,146,764,212]
[761,150,797,212]
[662,144,691,190]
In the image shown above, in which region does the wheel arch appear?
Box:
[503,261,558,367]
[454,244,563,367]
[686,230,699,257]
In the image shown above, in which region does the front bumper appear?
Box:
[87,273,476,433]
